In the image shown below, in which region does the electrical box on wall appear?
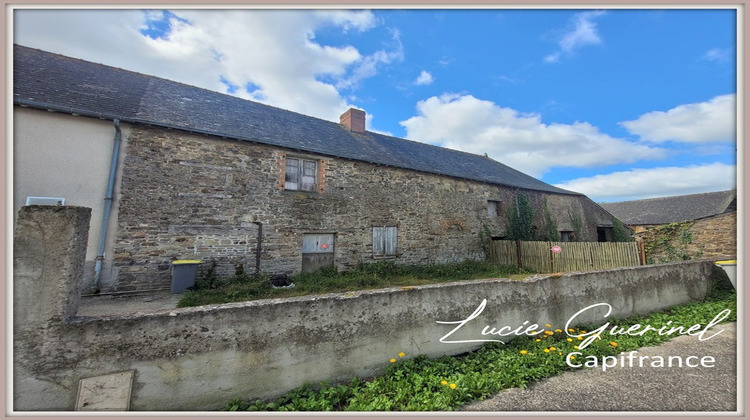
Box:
[25,196,66,206]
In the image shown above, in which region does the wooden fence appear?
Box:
[489,240,644,273]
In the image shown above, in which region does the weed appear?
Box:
[222,290,735,411]
[178,260,526,308]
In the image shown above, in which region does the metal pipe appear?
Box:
[252,221,262,276]
[93,119,122,292]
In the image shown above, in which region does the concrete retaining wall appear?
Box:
[13,206,726,411]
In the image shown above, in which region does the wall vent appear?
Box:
[26,196,66,206]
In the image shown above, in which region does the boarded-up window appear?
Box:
[285,157,317,192]
[488,200,502,218]
[373,226,397,257]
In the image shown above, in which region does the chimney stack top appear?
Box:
[340,108,366,133]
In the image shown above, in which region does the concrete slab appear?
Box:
[77,291,181,317]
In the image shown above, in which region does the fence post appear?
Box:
[549,243,555,273]
[515,240,523,270]
[638,241,647,265]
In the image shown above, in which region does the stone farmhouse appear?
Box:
[601,190,737,261]
[13,45,622,293]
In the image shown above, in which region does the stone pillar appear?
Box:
[13,206,91,330]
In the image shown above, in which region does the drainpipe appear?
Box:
[252,221,263,276]
[93,119,122,292]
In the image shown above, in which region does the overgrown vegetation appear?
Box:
[225,275,735,411]
[612,218,634,242]
[543,199,558,241]
[641,221,704,263]
[505,191,535,241]
[177,260,529,308]
[569,211,583,242]
[478,224,493,258]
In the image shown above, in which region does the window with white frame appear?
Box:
[285,157,318,192]
[373,226,397,257]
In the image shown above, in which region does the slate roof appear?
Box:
[13,44,579,196]
[599,190,737,225]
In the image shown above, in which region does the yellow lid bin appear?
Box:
[714,260,736,290]
[171,260,203,294]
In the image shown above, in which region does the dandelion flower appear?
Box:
[549,347,557,351]
[390,358,396,363]
[574,346,579,350]
[610,342,618,347]
[536,339,541,342]
[543,349,550,353]
[450,383,457,389]
[568,328,575,332]
[398,352,406,357]
[555,329,562,333]
[441,380,448,386]
[544,331,554,336]
[577,337,583,341]
[545,324,551,328]
[566,338,573,342]
[570,355,576,360]
[520,350,528,355]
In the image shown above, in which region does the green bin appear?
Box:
[171,260,203,294]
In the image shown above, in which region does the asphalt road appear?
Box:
[462,322,738,413]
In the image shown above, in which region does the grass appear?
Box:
[177,260,531,308]
[223,275,736,412]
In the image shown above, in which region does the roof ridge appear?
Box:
[13,43,581,196]
[604,189,736,205]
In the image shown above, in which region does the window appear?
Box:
[597,227,613,242]
[285,157,317,192]
[487,200,502,218]
[560,231,573,242]
[373,226,397,257]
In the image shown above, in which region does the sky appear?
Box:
[11,7,739,202]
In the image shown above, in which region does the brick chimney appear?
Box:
[340,108,366,133]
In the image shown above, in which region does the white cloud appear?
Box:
[620,94,736,143]
[400,93,666,178]
[553,163,736,202]
[12,9,394,122]
[414,70,434,86]
[544,10,606,63]
[703,47,732,62]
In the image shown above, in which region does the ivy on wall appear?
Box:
[543,199,559,241]
[505,191,535,241]
[612,218,634,243]
[569,211,583,242]
[640,221,703,263]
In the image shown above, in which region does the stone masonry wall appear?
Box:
[13,205,725,411]
[112,125,616,291]
[635,211,736,263]
[687,212,736,259]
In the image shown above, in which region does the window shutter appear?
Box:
[384,226,397,255]
[373,226,397,256]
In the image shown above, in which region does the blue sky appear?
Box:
[12,8,738,202]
